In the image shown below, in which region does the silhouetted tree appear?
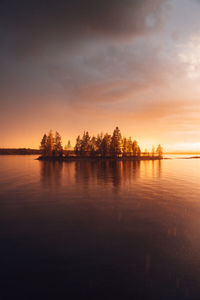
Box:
[39,127,160,161]
[143,148,148,156]
[46,130,54,156]
[137,146,141,157]
[40,133,48,157]
[54,131,63,156]
[65,140,72,151]
[132,140,140,157]
[80,131,91,156]
[100,133,112,157]
[122,137,129,156]
[95,133,103,155]
[90,136,97,157]
[110,127,122,157]
[127,137,133,156]
[156,144,163,158]
[152,146,155,157]
[75,135,81,155]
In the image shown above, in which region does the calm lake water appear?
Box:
[1,155,200,299]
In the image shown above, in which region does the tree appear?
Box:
[152,146,155,157]
[156,144,163,158]
[90,136,97,157]
[96,133,103,155]
[39,127,157,161]
[75,135,81,155]
[144,148,148,156]
[110,126,122,157]
[127,137,133,156]
[46,130,54,156]
[137,146,141,157]
[100,133,111,157]
[132,140,140,157]
[54,131,63,156]
[122,137,128,156]
[40,133,48,157]
[80,131,91,156]
[65,140,72,151]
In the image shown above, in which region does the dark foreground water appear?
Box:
[0,155,200,299]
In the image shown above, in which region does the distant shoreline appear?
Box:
[0,149,41,155]
[181,156,200,159]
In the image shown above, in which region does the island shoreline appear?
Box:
[37,156,165,162]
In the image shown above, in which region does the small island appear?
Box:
[38,127,163,161]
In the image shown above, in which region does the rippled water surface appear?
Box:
[1,155,200,299]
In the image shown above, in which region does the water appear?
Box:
[0,155,200,299]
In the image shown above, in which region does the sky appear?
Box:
[1,0,200,152]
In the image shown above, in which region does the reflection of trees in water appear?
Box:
[75,160,142,190]
[157,159,162,178]
[75,161,95,187]
[110,161,122,188]
[40,161,63,188]
[151,160,162,178]
[140,160,162,179]
[40,159,162,190]
[121,160,141,183]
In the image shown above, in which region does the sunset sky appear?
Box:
[1,0,200,152]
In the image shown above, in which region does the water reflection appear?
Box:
[40,159,163,190]
[74,160,143,190]
[2,156,200,299]
[40,161,63,188]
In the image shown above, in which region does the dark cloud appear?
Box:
[0,0,171,106]
[0,0,169,56]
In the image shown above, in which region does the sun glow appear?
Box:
[166,142,200,154]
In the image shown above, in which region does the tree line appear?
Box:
[40,127,163,158]
[40,130,63,157]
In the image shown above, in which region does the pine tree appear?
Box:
[156,144,163,158]
[54,131,63,156]
[40,133,48,157]
[127,137,133,156]
[122,137,128,156]
[67,140,72,150]
[100,133,111,157]
[144,148,148,156]
[75,135,82,155]
[46,130,54,156]
[65,140,72,151]
[132,140,138,156]
[152,146,155,157]
[110,127,122,157]
[137,146,141,157]
[90,136,97,157]
[96,133,103,155]
[80,131,91,156]
[133,140,141,157]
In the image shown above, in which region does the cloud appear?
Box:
[0,0,172,105]
[43,35,185,107]
[0,0,169,57]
